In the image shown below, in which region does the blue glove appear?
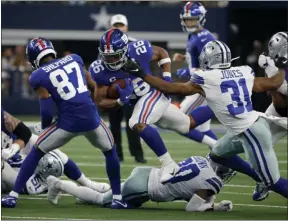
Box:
[116,78,134,105]
[7,153,23,168]
[176,68,191,81]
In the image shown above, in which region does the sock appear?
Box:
[103,147,121,197]
[182,129,204,143]
[139,125,167,156]
[64,158,82,181]
[159,152,175,167]
[210,154,261,182]
[181,129,217,147]
[12,147,45,195]
[270,177,288,198]
[58,180,104,204]
[204,130,218,141]
[189,105,215,127]
[202,135,217,148]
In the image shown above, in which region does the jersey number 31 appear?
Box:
[49,61,88,100]
[220,78,252,115]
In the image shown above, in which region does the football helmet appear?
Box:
[98,29,129,71]
[35,151,64,179]
[268,32,288,62]
[26,37,57,69]
[180,2,207,33]
[199,40,232,70]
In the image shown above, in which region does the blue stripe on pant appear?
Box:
[247,129,274,185]
[243,132,269,186]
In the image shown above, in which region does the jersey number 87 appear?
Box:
[49,61,88,100]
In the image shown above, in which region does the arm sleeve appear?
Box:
[29,71,40,90]
[71,54,84,67]
[89,62,109,86]
[130,40,154,74]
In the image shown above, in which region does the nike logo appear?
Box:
[201,38,207,42]
[169,168,176,176]
[125,95,131,99]
[283,60,287,64]
[130,69,139,72]
[115,200,127,208]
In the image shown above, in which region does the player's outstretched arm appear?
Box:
[143,74,203,96]
[253,69,285,92]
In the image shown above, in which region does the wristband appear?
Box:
[163,72,172,77]
[158,58,171,67]
[117,99,124,106]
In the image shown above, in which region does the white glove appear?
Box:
[214,200,233,211]
[1,143,21,161]
[258,54,279,77]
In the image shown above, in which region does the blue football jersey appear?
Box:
[89,40,154,103]
[29,54,100,132]
[186,29,215,68]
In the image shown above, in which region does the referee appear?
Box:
[109,14,146,163]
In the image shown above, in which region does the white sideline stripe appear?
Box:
[1,216,93,220]
[15,197,287,210]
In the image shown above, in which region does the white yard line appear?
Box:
[1,216,93,220]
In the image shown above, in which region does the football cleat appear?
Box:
[1,195,18,208]
[253,183,269,201]
[111,199,134,209]
[160,161,180,184]
[47,176,62,205]
[214,200,233,211]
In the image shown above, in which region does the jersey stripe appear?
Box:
[106,29,114,52]
[37,38,46,50]
[141,90,160,123]
[185,2,193,14]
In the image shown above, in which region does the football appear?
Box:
[107,79,127,99]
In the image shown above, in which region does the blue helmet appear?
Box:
[98,29,129,71]
[26,37,57,68]
[180,2,207,33]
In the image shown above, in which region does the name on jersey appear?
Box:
[194,156,209,169]
[42,56,73,73]
[221,70,243,79]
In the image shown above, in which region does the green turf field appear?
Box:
[2,131,288,220]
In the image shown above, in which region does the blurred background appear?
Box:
[2,1,288,116]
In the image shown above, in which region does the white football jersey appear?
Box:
[148,156,222,202]
[265,68,288,96]
[191,66,259,135]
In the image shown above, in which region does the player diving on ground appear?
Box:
[47,155,232,212]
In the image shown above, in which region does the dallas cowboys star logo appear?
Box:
[90,6,113,30]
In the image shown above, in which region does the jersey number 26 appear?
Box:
[49,61,88,100]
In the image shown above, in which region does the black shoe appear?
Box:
[135,157,147,164]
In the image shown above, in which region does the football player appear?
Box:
[1,110,110,195]
[173,2,218,146]
[258,32,287,143]
[120,40,288,199]
[1,38,128,209]
[47,156,233,212]
[90,29,218,185]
